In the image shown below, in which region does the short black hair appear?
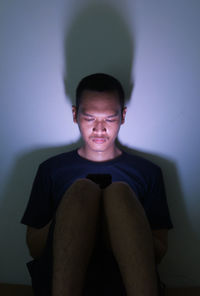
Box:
[75,73,125,110]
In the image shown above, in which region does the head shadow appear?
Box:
[63,2,134,106]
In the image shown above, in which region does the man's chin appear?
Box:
[90,144,108,153]
[86,140,115,153]
[91,147,107,153]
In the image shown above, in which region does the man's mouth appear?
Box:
[91,137,107,144]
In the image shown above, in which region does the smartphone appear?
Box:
[86,174,112,189]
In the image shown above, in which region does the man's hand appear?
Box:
[152,229,168,264]
[26,221,52,259]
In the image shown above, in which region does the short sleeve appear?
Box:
[143,168,173,230]
[21,163,54,228]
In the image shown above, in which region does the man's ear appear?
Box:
[121,107,127,124]
[72,105,78,123]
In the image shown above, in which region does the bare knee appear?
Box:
[55,178,101,224]
[63,178,100,197]
[103,181,145,215]
[70,178,100,193]
[104,181,135,202]
[60,178,101,207]
[106,181,132,193]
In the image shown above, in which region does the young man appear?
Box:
[21,73,173,296]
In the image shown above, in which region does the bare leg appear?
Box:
[52,179,101,296]
[103,182,158,296]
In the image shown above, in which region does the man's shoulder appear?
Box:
[122,150,161,174]
[39,149,78,169]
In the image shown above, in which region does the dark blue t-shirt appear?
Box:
[21,149,173,230]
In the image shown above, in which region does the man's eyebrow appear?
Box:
[107,111,120,118]
[81,111,94,117]
[81,111,120,117]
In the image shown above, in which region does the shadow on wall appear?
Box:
[0,1,198,285]
[63,2,134,105]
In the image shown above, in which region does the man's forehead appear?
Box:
[80,108,120,117]
[80,98,120,110]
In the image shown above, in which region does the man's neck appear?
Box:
[78,146,122,162]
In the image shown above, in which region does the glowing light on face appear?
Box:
[72,91,126,157]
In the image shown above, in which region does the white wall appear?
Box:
[0,0,200,286]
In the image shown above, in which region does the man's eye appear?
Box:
[84,118,94,122]
[106,119,116,122]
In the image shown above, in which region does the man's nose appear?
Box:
[93,121,106,132]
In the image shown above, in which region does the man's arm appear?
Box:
[152,229,168,264]
[26,221,52,259]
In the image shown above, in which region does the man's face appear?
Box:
[72,90,126,156]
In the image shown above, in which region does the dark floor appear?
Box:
[0,284,200,295]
